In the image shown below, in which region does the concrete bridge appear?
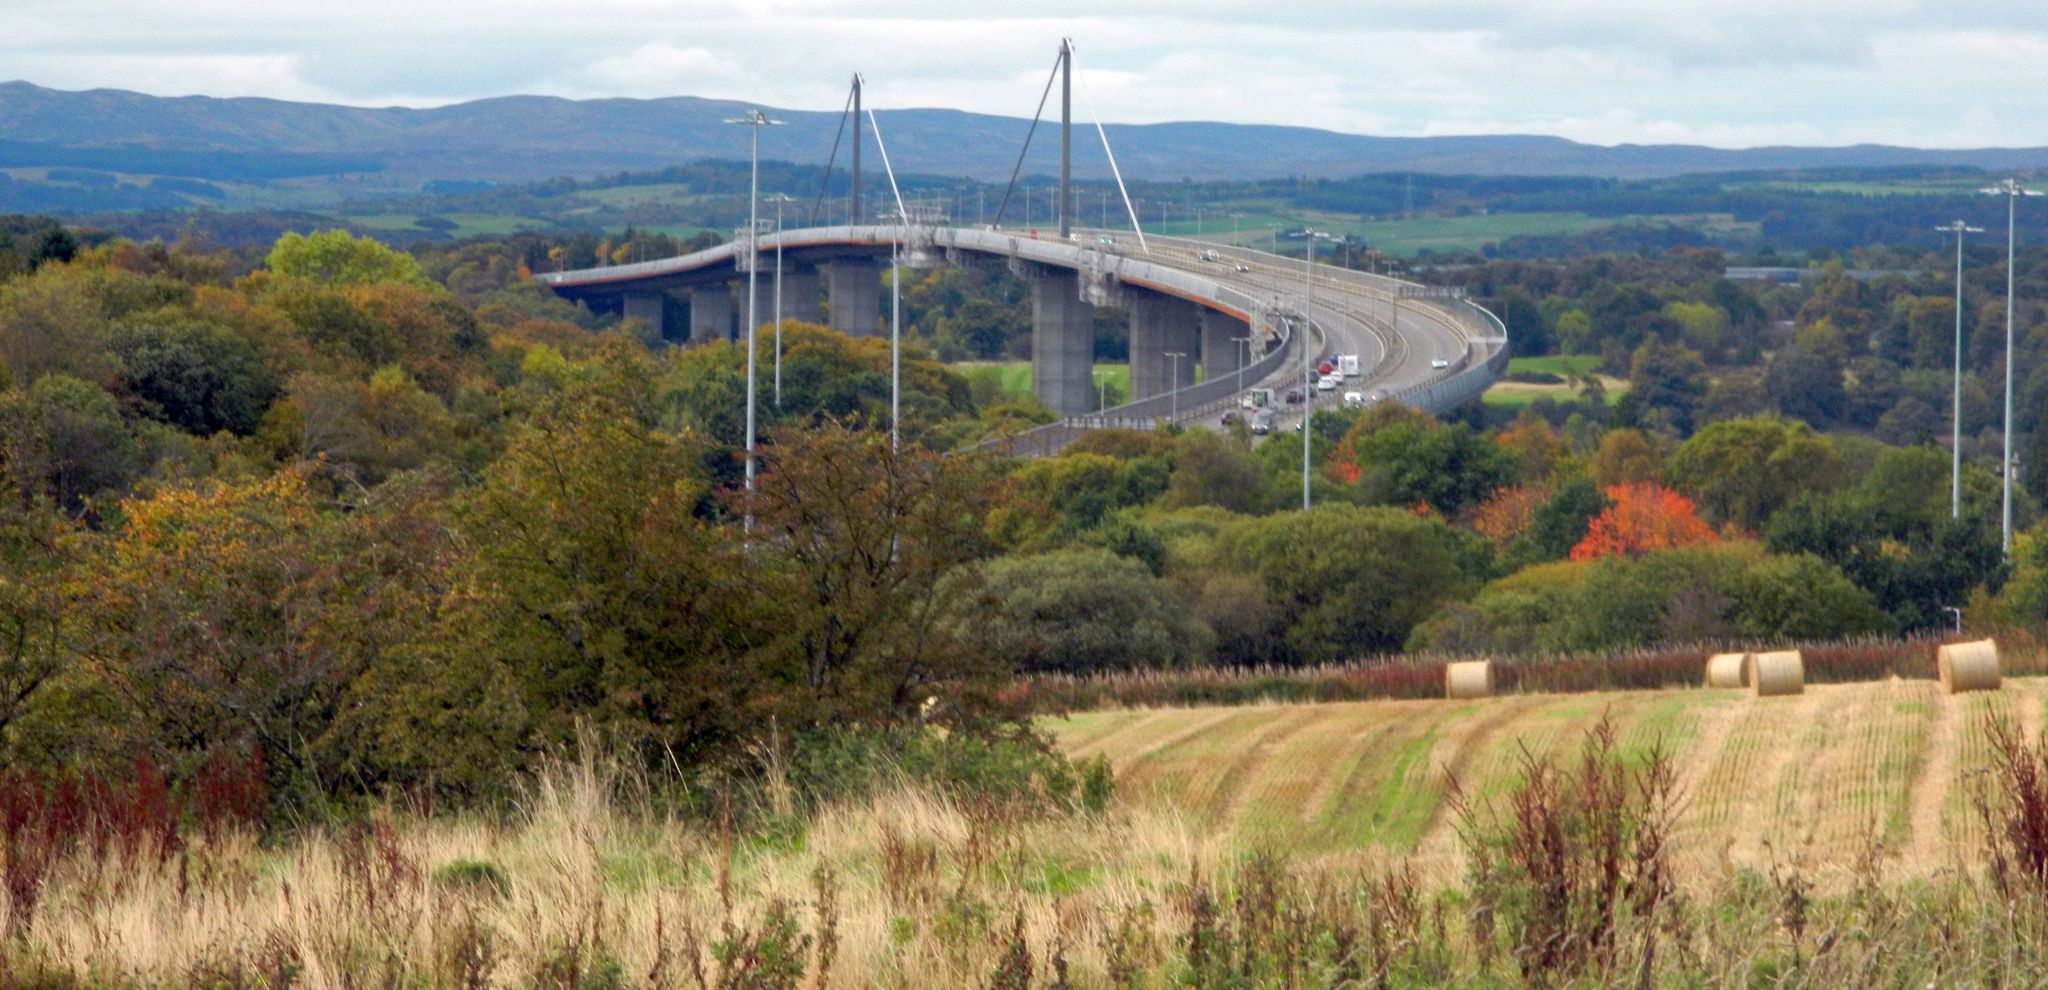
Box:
[537,221,1507,454]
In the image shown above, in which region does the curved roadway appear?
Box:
[538,224,1508,453]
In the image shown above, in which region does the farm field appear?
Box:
[1050,677,2048,883]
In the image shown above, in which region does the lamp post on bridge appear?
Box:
[1166,352,1186,421]
[724,108,784,530]
[1301,229,1319,512]
[771,193,794,409]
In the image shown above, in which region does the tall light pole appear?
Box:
[772,193,794,409]
[1938,220,1984,519]
[1166,352,1186,420]
[725,108,784,528]
[1302,229,1318,511]
[1982,178,2041,552]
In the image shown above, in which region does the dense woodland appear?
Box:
[0,216,2043,819]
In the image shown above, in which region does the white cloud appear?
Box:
[7,0,2048,148]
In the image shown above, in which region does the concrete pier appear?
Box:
[622,290,669,345]
[1027,267,1095,416]
[689,286,734,344]
[824,258,881,336]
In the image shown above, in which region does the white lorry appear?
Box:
[1337,354,1361,376]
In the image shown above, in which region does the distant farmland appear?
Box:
[1051,678,2048,883]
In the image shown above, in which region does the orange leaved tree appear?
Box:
[1569,483,1717,560]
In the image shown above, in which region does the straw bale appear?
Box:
[1445,660,1493,700]
[1747,650,1804,697]
[1937,639,2001,694]
[1704,652,1750,689]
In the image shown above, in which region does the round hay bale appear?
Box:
[1747,650,1804,697]
[1937,639,2001,694]
[1704,652,1750,689]
[1445,661,1493,700]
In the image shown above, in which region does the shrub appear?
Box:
[1453,715,1680,983]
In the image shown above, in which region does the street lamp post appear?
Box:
[1302,229,1317,512]
[1982,178,2042,553]
[724,108,784,528]
[772,193,795,409]
[1166,352,1186,420]
[1938,220,1984,519]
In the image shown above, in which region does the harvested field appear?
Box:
[1050,677,2048,882]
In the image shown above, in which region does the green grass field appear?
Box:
[954,360,1130,405]
[1507,354,1603,376]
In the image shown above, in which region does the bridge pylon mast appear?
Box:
[1058,39,1071,240]
[851,74,863,224]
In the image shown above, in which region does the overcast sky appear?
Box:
[8,0,2047,148]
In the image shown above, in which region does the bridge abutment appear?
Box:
[824,259,880,336]
[1027,267,1095,416]
[689,286,734,344]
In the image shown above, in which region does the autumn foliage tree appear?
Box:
[1570,483,1717,560]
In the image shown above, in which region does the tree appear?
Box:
[0,375,139,511]
[264,230,433,289]
[455,393,750,766]
[1668,415,1839,532]
[1589,428,1663,488]
[1216,504,1471,663]
[1164,429,1267,514]
[745,423,1017,732]
[1508,476,1612,566]
[973,548,1212,674]
[1763,346,1846,426]
[1569,483,1717,560]
[108,314,276,435]
[1339,404,1515,516]
[76,469,457,796]
[1627,336,1709,435]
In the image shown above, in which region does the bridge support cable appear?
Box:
[864,104,910,448]
[1059,38,1072,240]
[806,78,857,227]
[1069,42,1147,255]
[991,49,1065,230]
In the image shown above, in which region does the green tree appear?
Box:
[0,375,139,511]
[108,314,276,435]
[455,393,750,765]
[1668,416,1839,532]
[974,548,1212,674]
[264,230,433,288]
[746,424,1016,731]
[1217,504,1471,663]
[1627,336,1709,435]
[1338,404,1514,516]
[1164,429,1267,514]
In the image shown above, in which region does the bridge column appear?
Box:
[1128,293,1201,399]
[689,286,734,344]
[1200,308,1249,385]
[1027,267,1094,416]
[776,266,823,327]
[824,258,880,336]
[621,290,669,346]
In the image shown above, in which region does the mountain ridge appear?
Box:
[3,79,2045,188]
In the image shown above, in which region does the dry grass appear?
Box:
[1050,677,2048,884]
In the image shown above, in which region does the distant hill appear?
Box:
[3,80,2047,199]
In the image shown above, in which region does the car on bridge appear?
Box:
[1316,375,1338,392]
[1431,358,1451,369]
